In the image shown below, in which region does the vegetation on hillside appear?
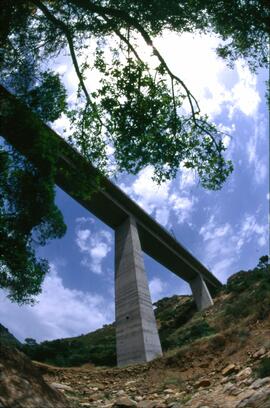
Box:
[18,255,269,367]
[0,323,21,347]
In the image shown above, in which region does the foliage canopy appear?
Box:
[0,0,269,302]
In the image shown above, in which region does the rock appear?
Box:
[223,381,244,396]
[80,404,93,407]
[236,367,252,382]
[253,347,266,359]
[125,380,137,386]
[222,363,237,376]
[50,382,73,391]
[117,390,126,396]
[250,377,270,389]
[137,401,163,408]
[174,391,186,398]
[113,396,137,407]
[89,392,103,401]
[221,376,232,384]
[164,388,175,394]
[194,379,211,388]
[236,385,270,407]
[0,344,71,407]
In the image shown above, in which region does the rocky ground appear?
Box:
[1,264,269,407]
[0,345,69,408]
[35,319,270,408]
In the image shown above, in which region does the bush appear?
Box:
[208,334,226,350]
[170,319,215,348]
[256,357,270,378]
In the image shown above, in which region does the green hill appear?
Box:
[20,255,270,367]
[0,323,21,347]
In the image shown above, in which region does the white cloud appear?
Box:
[179,165,197,190]
[75,218,112,274]
[246,115,268,185]
[254,161,268,185]
[229,61,261,118]
[199,214,269,281]
[169,193,196,224]
[120,166,197,227]
[120,166,172,226]
[55,64,68,75]
[149,277,168,303]
[240,215,268,248]
[155,33,260,121]
[0,264,114,342]
[131,167,171,212]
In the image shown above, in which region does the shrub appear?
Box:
[171,319,215,348]
[208,333,226,350]
[256,357,270,378]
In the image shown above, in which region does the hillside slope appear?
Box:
[0,323,21,347]
[21,256,270,369]
[1,255,270,407]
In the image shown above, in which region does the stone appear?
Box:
[137,401,162,408]
[253,347,266,359]
[50,382,73,391]
[164,388,175,394]
[221,376,232,384]
[236,367,252,382]
[222,363,237,376]
[174,392,186,398]
[51,382,73,392]
[0,345,71,408]
[223,382,234,393]
[194,379,211,388]
[89,393,103,402]
[250,377,270,389]
[113,396,137,407]
[236,385,270,407]
[125,380,137,386]
[117,390,126,396]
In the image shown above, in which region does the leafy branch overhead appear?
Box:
[0,0,268,303]
[1,0,268,189]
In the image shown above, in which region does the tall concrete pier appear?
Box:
[115,216,162,366]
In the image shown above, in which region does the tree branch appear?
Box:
[101,15,144,65]
[31,0,97,115]
[67,0,201,118]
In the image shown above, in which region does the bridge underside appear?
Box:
[0,86,222,366]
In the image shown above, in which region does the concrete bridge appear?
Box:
[0,86,222,366]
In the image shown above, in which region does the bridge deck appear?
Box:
[0,85,222,294]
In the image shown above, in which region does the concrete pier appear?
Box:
[115,216,162,367]
[189,274,214,311]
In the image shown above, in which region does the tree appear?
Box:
[24,338,38,346]
[257,255,270,271]
[0,0,268,303]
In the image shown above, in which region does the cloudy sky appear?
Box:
[0,32,269,343]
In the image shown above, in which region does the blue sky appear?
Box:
[0,33,269,343]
